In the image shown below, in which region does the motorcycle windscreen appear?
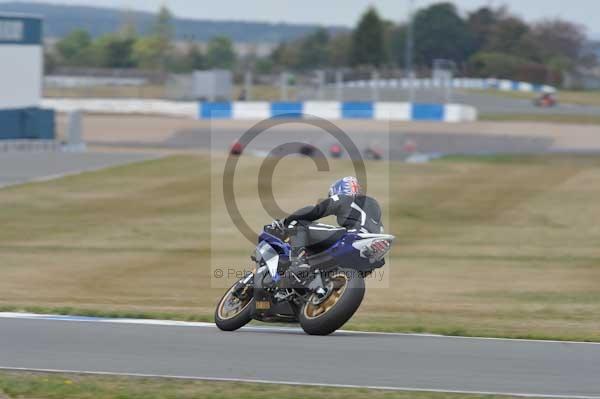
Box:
[256,241,280,277]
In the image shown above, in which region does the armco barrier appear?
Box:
[43,99,477,122]
[42,99,199,118]
[199,101,478,122]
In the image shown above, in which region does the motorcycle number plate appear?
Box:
[255,300,271,310]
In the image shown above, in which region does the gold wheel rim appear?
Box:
[217,283,252,320]
[303,272,349,320]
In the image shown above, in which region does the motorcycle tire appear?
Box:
[299,268,365,336]
[215,280,254,332]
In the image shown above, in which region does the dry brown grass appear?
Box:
[0,371,523,399]
[44,85,167,99]
[44,84,296,101]
[1,154,600,340]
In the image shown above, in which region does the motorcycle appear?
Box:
[364,145,383,160]
[533,93,557,108]
[215,223,395,335]
[329,143,343,158]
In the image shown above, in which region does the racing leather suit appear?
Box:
[283,194,384,258]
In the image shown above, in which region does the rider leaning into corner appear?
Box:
[271,176,384,288]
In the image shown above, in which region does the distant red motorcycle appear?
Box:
[230,140,244,156]
[329,144,343,158]
[299,144,317,157]
[364,145,383,160]
[533,93,557,108]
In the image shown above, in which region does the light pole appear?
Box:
[405,0,415,103]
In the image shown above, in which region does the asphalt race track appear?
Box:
[0,151,158,188]
[91,122,560,158]
[317,87,600,116]
[1,314,599,398]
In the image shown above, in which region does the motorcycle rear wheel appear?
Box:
[299,268,365,336]
[215,279,253,331]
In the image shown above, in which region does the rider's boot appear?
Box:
[279,247,310,289]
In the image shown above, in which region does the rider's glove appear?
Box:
[271,219,285,232]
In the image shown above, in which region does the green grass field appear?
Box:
[481,113,600,125]
[466,88,600,107]
[1,154,600,341]
[44,84,296,101]
[0,371,536,399]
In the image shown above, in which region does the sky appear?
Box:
[6,0,600,37]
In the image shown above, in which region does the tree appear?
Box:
[255,57,274,74]
[484,16,529,55]
[387,24,407,67]
[270,42,299,69]
[55,29,92,65]
[527,19,587,69]
[413,2,475,67]
[206,36,236,69]
[154,5,174,43]
[351,7,387,67]
[468,52,525,78]
[162,42,207,73]
[467,51,559,84]
[187,43,207,70]
[328,33,352,67]
[92,33,136,68]
[468,7,503,52]
[297,28,330,70]
[132,5,175,71]
[133,36,167,69]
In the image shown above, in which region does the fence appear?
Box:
[43,69,557,102]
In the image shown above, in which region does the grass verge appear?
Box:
[0,371,533,399]
[0,305,212,323]
[466,88,600,107]
[44,84,296,101]
[480,113,600,124]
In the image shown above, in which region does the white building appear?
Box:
[0,13,53,139]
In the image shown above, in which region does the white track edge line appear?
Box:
[0,367,597,399]
[0,312,599,345]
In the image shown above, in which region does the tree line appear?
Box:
[269,3,596,85]
[47,6,236,73]
[47,3,596,85]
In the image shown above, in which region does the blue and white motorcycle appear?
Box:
[215,223,395,335]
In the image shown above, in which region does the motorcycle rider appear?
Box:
[272,176,383,288]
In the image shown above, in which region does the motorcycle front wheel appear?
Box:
[215,278,253,331]
[299,268,365,336]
